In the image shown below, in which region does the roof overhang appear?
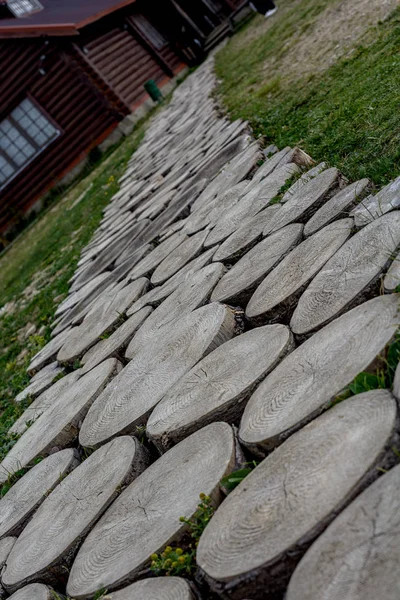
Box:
[0,0,137,39]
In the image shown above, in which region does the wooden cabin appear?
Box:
[0,0,246,235]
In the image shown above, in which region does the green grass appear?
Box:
[0,117,149,447]
[216,3,400,185]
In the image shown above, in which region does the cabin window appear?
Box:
[7,0,44,18]
[131,14,167,50]
[0,97,60,189]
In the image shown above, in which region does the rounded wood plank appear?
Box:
[68,422,236,599]
[151,230,208,286]
[304,178,370,236]
[204,163,300,248]
[212,205,281,263]
[8,584,58,600]
[128,233,187,280]
[9,370,82,436]
[291,212,400,335]
[72,220,150,291]
[81,307,152,374]
[287,461,400,600]
[80,303,235,448]
[147,325,294,450]
[197,391,397,599]
[0,537,16,569]
[280,162,328,202]
[384,249,400,291]
[183,182,248,236]
[126,263,226,358]
[263,167,341,236]
[105,577,195,600]
[3,437,149,592]
[0,359,120,484]
[0,449,78,539]
[27,328,72,375]
[190,141,260,213]
[350,176,400,227]
[210,223,303,306]
[240,294,400,453]
[246,219,353,323]
[57,278,148,363]
[15,363,64,404]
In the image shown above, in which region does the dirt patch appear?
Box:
[257,0,398,84]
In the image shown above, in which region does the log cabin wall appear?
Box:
[0,39,124,233]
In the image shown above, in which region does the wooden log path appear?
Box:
[2,54,400,600]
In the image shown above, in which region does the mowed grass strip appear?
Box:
[216,3,400,185]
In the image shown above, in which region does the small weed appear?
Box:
[93,589,109,600]
[333,330,400,404]
[53,371,66,383]
[135,425,146,444]
[150,493,215,577]
[99,332,111,340]
[220,461,259,492]
[150,545,196,577]
[72,360,83,371]
[269,172,302,204]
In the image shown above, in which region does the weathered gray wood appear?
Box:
[72,220,150,291]
[81,307,152,374]
[8,584,58,600]
[287,460,400,600]
[0,537,16,569]
[15,364,64,404]
[27,328,72,375]
[0,449,78,539]
[29,362,60,385]
[2,437,149,592]
[304,178,370,236]
[9,370,82,436]
[246,219,353,324]
[0,359,121,483]
[57,278,148,363]
[212,205,281,263]
[80,303,235,448]
[210,223,303,306]
[280,162,328,202]
[384,250,400,291]
[197,391,398,599]
[118,578,195,599]
[204,163,300,248]
[190,142,262,213]
[147,324,294,450]
[350,176,400,227]
[183,182,248,236]
[128,233,187,280]
[263,167,342,236]
[106,578,195,600]
[68,423,237,599]
[126,263,226,359]
[239,294,400,453]
[249,146,313,189]
[127,247,218,318]
[291,212,400,336]
[151,230,208,286]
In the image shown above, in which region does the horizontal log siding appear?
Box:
[0,40,119,232]
[83,27,168,107]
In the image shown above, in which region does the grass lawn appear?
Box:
[216,0,400,186]
[0,119,148,464]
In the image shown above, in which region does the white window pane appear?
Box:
[35,132,46,146]
[0,137,10,151]
[13,152,27,167]
[27,124,40,138]
[23,144,35,158]
[2,162,15,177]
[12,107,23,120]
[1,120,12,134]
[8,127,19,141]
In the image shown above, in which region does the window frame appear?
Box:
[0,95,62,192]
